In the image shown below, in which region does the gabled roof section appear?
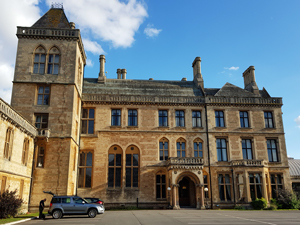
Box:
[31,8,70,29]
[214,82,258,97]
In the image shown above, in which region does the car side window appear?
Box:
[73,197,84,204]
[62,198,71,203]
[51,198,61,203]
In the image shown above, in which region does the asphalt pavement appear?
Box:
[22,209,300,225]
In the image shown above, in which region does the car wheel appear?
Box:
[52,209,62,219]
[88,208,97,218]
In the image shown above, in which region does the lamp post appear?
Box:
[204,187,208,209]
[167,187,172,209]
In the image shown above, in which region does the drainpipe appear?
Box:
[231,168,236,206]
[204,104,213,209]
[28,142,37,212]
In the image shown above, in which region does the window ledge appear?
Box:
[158,126,169,129]
[106,188,122,191]
[214,126,226,129]
[126,126,138,128]
[263,127,276,130]
[80,134,97,138]
[174,126,186,129]
[124,188,139,191]
[239,127,252,130]
[192,126,204,129]
[110,126,122,128]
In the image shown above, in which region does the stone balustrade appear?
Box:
[0,98,37,136]
[16,27,80,38]
[231,159,265,167]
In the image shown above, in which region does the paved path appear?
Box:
[24,210,300,225]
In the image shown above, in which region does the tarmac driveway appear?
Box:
[25,209,300,225]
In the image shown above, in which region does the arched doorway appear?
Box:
[178,176,196,208]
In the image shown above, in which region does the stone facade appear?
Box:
[7,7,291,211]
[0,98,36,213]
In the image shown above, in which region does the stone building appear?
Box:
[0,98,37,212]
[9,6,291,210]
[288,158,300,196]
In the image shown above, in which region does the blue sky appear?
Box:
[0,0,299,158]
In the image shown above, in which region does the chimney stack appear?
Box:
[98,55,106,83]
[192,57,204,91]
[117,69,121,79]
[243,66,259,95]
[121,69,127,79]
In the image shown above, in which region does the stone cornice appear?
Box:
[82,94,282,107]
[0,98,37,137]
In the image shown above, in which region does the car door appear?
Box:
[72,197,88,213]
[60,197,72,213]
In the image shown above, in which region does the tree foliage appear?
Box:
[276,189,300,209]
[0,189,23,219]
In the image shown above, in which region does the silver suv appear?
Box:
[47,194,104,219]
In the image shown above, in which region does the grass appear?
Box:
[0,213,39,224]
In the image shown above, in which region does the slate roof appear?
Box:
[31,8,70,29]
[83,78,270,98]
[288,158,300,176]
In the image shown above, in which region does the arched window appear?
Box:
[47,47,60,74]
[194,138,203,157]
[33,46,46,74]
[125,145,139,188]
[159,138,169,161]
[176,138,186,157]
[21,139,29,166]
[108,145,122,188]
[156,171,166,199]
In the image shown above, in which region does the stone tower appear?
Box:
[11,6,86,210]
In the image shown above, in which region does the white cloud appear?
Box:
[47,0,148,48]
[86,59,94,67]
[225,66,239,71]
[0,0,40,103]
[83,39,105,55]
[295,116,300,128]
[144,24,162,37]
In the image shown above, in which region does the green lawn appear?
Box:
[0,213,39,224]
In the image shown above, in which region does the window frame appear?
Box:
[194,138,203,158]
[78,150,93,188]
[215,110,225,127]
[267,139,279,162]
[175,110,185,127]
[36,146,45,168]
[242,139,253,160]
[3,128,13,160]
[176,138,186,157]
[192,111,202,128]
[270,174,283,199]
[111,109,121,126]
[33,52,46,75]
[125,145,139,188]
[47,47,60,75]
[81,108,95,134]
[37,86,50,105]
[249,173,263,201]
[21,139,29,166]
[1,176,7,194]
[108,146,122,188]
[240,111,250,128]
[159,138,169,161]
[218,173,232,202]
[216,138,228,161]
[35,114,48,129]
[156,172,167,200]
[128,109,138,126]
[264,111,274,128]
[203,172,210,199]
[158,110,168,127]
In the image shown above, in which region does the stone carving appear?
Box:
[82,94,282,106]
[231,159,265,167]
[168,157,204,165]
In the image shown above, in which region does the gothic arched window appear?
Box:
[33,46,46,74]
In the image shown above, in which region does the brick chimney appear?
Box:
[192,57,204,91]
[243,66,259,95]
[98,55,106,83]
[117,69,121,79]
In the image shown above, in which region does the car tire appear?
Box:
[52,209,62,219]
[88,208,97,218]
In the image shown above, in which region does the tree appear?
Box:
[0,188,23,219]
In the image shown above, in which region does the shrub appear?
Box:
[277,189,300,209]
[234,205,246,210]
[251,197,267,210]
[270,198,280,209]
[0,188,23,219]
